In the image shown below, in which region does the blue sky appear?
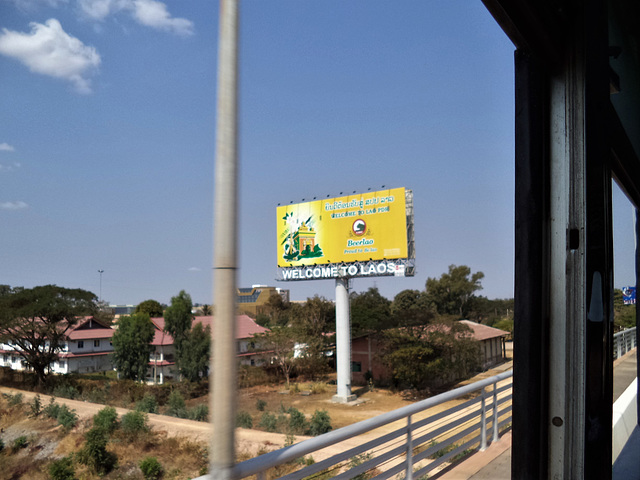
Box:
[0,1,636,306]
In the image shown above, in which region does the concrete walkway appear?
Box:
[437,349,637,480]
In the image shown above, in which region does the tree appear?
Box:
[201,304,212,316]
[613,288,636,331]
[290,296,335,379]
[112,313,155,381]
[164,290,194,377]
[256,326,298,386]
[0,285,97,383]
[391,289,434,327]
[179,322,211,382]
[350,287,393,335]
[425,265,485,318]
[135,299,164,318]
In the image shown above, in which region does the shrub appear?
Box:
[78,426,117,474]
[259,412,277,432]
[139,456,163,480]
[43,398,61,419]
[12,435,28,450]
[166,390,187,418]
[188,404,209,422]
[30,394,42,417]
[310,382,328,394]
[236,411,253,429]
[120,411,149,441]
[256,398,267,411]
[49,456,76,480]
[56,404,78,431]
[288,407,309,435]
[136,394,159,414]
[93,406,119,434]
[309,410,332,436]
[53,384,80,400]
[7,392,23,406]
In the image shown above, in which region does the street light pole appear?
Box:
[98,269,104,303]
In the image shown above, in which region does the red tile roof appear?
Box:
[458,320,509,341]
[148,314,269,346]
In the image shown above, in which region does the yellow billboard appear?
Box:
[277,188,409,268]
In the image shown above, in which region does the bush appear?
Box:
[236,411,253,429]
[256,398,267,411]
[56,404,78,431]
[288,407,308,435]
[309,410,332,436]
[310,382,328,394]
[30,394,42,417]
[120,411,149,441]
[49,456,76,480]
[43,398,61,419]
[78,426,117,474]
[188,404,209,422]
[7,392,23,406]
[166,390,187,418]
[136,394,159,414]
[259,412,277,432]
[12,435,28,450]
[93,406,119,434]
[53,384,80,400]
[139,456,163,480]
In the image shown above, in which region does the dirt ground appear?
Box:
[0,350,514,466]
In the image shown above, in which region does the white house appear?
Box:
[0,317,115,375]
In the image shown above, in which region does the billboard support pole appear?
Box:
[333,277,356,403]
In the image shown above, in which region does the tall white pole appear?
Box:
[211,1,239,479]
[333,277,356,403]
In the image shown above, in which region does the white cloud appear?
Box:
[0,201,29,210]
[78,0,194,35]
[0,143,16,151]
[0,19,101,93]
[188,267,201,272]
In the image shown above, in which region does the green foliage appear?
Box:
[309,410,332,436]
[120,411,149,441]
[391,289,434,327]
[56,404,78,431]
[166,390,187,418]
[379,321,480,390]
[53,384,80,399]
[49,456,76,480]
[256,398,267,411]
[256,326,298,386]
[164,290,193,375]
[93,406,119,434]
[614,288,636,331]
[188,404,209,422]
[6,392,23,406]
[0,285,97,383]
[287,407,308,435]
[350,287,393,334]
[139,456,163,480]
[236,411,253,429]
[136,394,159,414]
[30,394,42,417]
[12,435,28,450]
[179,322,210,382]
[425,265,484,318]
[43,397,61,419]
[492,317,514,334]
[78,426,117,474]
[135,299,164,318]
[259,412,277,432]
[112,313,155,381]
[348,453,374,480]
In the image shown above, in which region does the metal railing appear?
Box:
[198,370,513,480]
[614,327,637,359]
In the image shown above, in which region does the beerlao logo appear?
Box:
[352,219,366,236]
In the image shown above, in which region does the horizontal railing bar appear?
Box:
[232,370,513,479]
[413,421,481,465]
[410,394,483,431]
[413,434,481,480]
[411,409,482,451]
